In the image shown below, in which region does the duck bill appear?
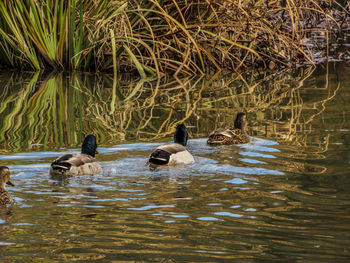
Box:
[6,180,15,187]
[95,149,99,154]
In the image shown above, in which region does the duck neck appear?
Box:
[82,148,95,157]
[81,135,97,157]
[234,122,246,132]
[174,132,187,146]
[234,116,247,133]
[175,138,186,146]
[0,182,6,191]
[174,126,188,146]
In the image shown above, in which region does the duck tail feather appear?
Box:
[51,162,71,171]
[149,149,170,165]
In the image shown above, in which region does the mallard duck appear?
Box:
[50,134,101,176]
[148,124,195,168]
[207,112,249,145]
[0,166,15,205]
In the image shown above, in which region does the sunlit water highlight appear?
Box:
[1,63,350,262]
[1,135,349,262]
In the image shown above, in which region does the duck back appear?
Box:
[50,153,100,176]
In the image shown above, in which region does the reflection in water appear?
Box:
[0,63,350,261]
[0,65,342,154]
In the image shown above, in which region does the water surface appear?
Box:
[1,64,350,262]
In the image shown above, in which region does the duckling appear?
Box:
[148,124,195,168]
[0,166,15,205]
[50,134,101,176]
[207,112,249,145]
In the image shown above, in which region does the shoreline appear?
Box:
[0,1,349,76]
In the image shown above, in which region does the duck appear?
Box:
[0,166,15,205]
[50,134,101,176]
[148,124,195,168]
[207,112,249,145]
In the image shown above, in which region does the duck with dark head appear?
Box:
[0,166,15,205]
[207,112,249,145]
[148,123,194,168]
[50,134,101,176]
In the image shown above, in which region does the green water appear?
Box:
[0,63,350,262]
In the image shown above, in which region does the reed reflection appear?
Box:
[1,64,350,262]
[0,65,343,176]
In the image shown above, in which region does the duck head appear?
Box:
[0,166,14,190]
[234,112,247,131]
[174,124,189,146]
[81,134,98,157]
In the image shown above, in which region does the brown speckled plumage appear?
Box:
[0,166,14,205]
[207,112,250,145]
[0,189,12,205]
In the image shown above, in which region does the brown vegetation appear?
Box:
[0,1,349,76]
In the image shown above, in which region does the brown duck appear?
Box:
[0,166,15,205]
[207,112,249,145]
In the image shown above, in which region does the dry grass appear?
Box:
[0,0,347,76]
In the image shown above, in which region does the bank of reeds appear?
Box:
[0,0,348,76]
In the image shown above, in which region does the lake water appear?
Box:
[0,63,350,262]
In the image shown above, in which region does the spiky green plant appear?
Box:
[0,0,127,71]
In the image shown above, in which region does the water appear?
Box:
[1,63,350,262]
